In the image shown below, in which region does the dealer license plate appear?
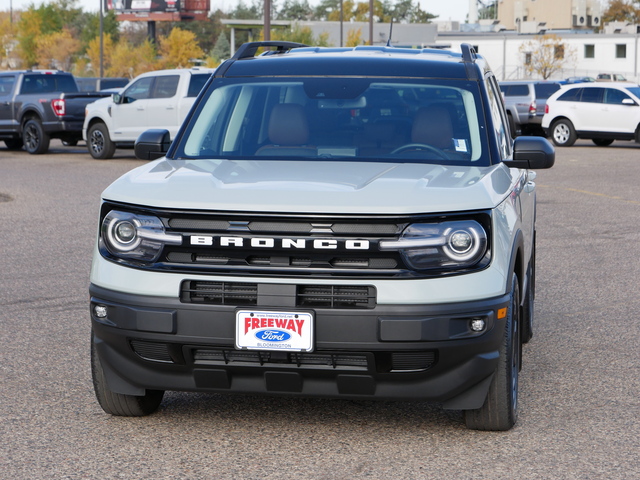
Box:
[235,310,314,352]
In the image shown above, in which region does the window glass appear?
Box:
[558,88,582,102]
[486,77,510,160]
[504,85,529,96]
[187,74,212,97]
[616,44,627,59]
[122,77,154,103]
[584,44,595,58]
[603,88,631,105]
[153,75,179,99]
[534,83,561,99]
[580,88,604,103]
[0,75,16,95]
[176,77,491,166]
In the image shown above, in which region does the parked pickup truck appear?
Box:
[0,70,110,154]
[82,68,215,159]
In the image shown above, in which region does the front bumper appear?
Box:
[90,283,510,410]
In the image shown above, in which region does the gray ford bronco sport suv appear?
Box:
[90,41,554,430]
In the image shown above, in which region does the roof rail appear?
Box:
[460,43,477,63]
[231,41,308,61]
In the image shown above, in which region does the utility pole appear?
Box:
[264,0,271,41]
[369,0,373,45]
[99,0,104,78]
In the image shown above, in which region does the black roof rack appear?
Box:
[460,43,477,63]
[231,41,308,61]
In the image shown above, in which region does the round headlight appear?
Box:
[449,230,473,254]
[114,221,136,244]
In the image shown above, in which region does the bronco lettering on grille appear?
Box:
[189,235,371,250]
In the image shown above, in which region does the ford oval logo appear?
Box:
[255,330,291,342]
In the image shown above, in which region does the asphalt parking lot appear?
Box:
[1,140,639,479]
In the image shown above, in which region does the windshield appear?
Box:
[174,77,490,166]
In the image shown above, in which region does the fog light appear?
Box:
[470,318,486,332]
[94,305,108,319]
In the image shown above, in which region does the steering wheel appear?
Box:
[390,143,449,160]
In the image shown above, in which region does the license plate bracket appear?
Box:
[235,310,314,352]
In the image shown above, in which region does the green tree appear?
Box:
[229,0,263,19]
[210,32,231,62]
[277,0,313,20]
[388,0,437,23]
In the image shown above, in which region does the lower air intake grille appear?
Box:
[130,340,173,363]
[180,282,377,309]
[193,349,369,370]
[391,351,437,372]
[297,285,376,309]
[181,281,258,305]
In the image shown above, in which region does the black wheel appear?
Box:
[592,138,614,147]
[87,122,116,159]
[465,273,521,431]
[91,332,164,416]
[23,118,51,154]
[550,119,577,147]
[4,138,23,150]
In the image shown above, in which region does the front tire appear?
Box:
[550,119,577,147]
[592,138,614,147]
[91,332,164,416]
[465,274,521,431]
[23,119,51,154]
[87,122,116,159]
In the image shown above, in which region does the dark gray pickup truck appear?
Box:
[0,70,109,154]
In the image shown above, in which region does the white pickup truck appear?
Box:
[82,67,215,159]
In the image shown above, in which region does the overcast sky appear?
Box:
[7,0,470,23]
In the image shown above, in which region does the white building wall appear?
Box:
[435,33,640,82]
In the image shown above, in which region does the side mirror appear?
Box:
[112,93,121,104]
[135,129,171,160]
[503,136,555,169]
[622,98,636,106]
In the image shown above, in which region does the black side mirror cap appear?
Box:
[504,136,555,169]
[135,129,171,160]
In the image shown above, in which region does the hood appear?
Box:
[102,159,517,215]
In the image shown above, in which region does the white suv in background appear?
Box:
[542,82,640,147]
[83,68,215,159]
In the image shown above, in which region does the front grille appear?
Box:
[193,348,369,370]
[130,340,173,363]
[391,351,437,372]
[297,285,376,308]
[180,281,376,308]
[181,281,258,305]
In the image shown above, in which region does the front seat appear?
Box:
[256,104,316,156]
[411,105,454,149]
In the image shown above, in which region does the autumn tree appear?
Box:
[157,28,204,69]
[519,34,576,80]
[270,24,330,46]
[36,28,81,70]
[346,27,363,46]
[602,0,640,24]
[108,40,157,78]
